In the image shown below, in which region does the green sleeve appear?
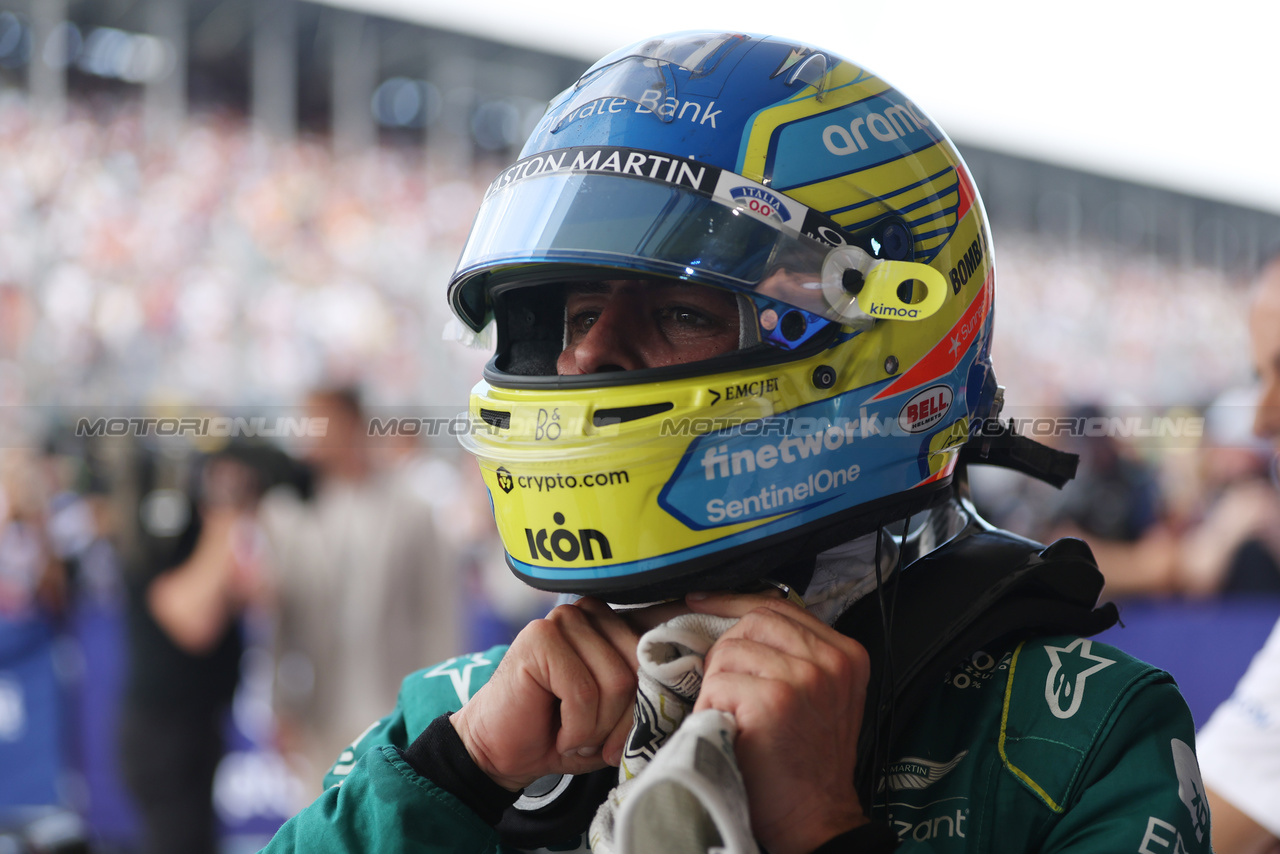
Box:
[262,745,503,853]
[260,647,510,853]
[1041,677,1212,853]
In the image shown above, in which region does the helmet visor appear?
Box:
[448,147,844,332]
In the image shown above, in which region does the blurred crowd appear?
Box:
[0,391,548,852]
[971,389,1280,599]
[0,87,1275,849]
[0,91,549,850]
[992,236,1253,410]
[0,90,492,416]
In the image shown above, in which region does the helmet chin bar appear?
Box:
[513,437,1076,606]
[506,478,956,605]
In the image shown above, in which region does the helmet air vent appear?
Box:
[480,408,512,429]
[592,402,674,427]
[786,53,830,100]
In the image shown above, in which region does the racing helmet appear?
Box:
[448,32,999,602]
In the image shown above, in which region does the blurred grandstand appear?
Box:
[0,0,1272,424]
[0,1,1277,851]
[0,0,1274,419]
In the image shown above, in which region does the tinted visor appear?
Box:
[448,147,860,332]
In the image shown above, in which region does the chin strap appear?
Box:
[959,419,1079,489]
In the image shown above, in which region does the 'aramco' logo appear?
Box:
[524,513,613,562]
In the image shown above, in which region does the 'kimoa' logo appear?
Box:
[869,303,920,318]
[525,512,613,562]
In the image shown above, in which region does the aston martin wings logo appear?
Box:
[882,751,968,791]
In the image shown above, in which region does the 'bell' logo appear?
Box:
[525,512,612,562]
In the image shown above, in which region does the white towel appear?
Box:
[589,614,759,854]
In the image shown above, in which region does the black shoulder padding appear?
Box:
[834,529,1118,804]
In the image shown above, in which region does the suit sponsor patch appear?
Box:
[1044,638,1115,719]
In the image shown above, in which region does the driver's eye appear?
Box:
[663,307,711,328]
[565,309,600,341]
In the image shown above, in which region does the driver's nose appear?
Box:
[556,297,645,375]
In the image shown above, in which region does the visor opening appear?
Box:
[480,409,511,429]
[592,402,675,427]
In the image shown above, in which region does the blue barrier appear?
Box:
[1098,595,1280,728]
[72,603,138,844]
[0,616,62,808]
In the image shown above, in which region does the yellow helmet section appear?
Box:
[465,355,823,586]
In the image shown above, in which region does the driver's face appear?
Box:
[556,280,740,375]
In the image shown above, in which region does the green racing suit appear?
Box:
[262,631,1212,853]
